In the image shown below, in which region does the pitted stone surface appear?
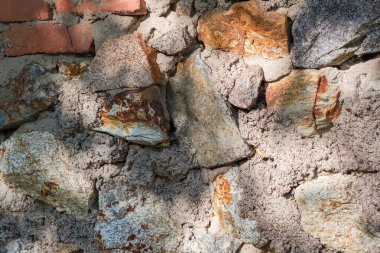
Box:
[0,131,95,218]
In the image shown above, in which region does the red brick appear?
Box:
[68,23,94,53]
[56,0,98,15]
[0,0,52,22]
[3,23,93,56]
[100,0,147,15]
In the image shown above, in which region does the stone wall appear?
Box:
[0,0,379,252]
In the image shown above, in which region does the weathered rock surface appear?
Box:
[95,187,181,252]
[0,131,95,218]
[244,55,292,82]
[138,11,197,55]
[228,65,264,109]
[81,33,163,92]
[169,51,252,168]
[212,167,266,246]
[266,69,342,136]
[145,0,171,16]
[58,62,89,80]
[93,15,137,51]
[295,174,380,253]
[93,85,170,147]
[0,63,58,130]
[292,0,380,68]
[198,0,289,58]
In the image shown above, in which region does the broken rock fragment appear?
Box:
[0,131,95,218]
[93,85,170,147]
[266,69,341,136]
[295,174,380,253]
[0,63,57,130]
[228,65,264,109]
[81,33,163,92]
[169,51,252,168]
[198,0,289,58]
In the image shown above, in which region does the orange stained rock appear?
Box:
[213,175,233,205]
[198,0,289,58]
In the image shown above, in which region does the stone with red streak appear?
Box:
[2,23,93,56]
[93,85,170,147]
[0,0,52,22]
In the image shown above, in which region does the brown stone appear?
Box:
[82,33,163,92]
[198,0,289,59]
[0,0,52,22]
[93,85,170,147]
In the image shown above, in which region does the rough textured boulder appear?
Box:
[212,167,266,246]
[266,69,342,136]
[169,51,252,168]
[0,131,94,218]
[198,0,289,58]
[0,64,58,130]
[92,85,170,147]
[292,0,380,68]
[244,55,292,82]
[295,174,380,253]
[81,33,163,92]
[138,11,197,55]
[95,187,181,252]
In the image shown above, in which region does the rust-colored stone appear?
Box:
[93,85,170,147]
[0,0,52,22]
[198,0,289,58]
[214,175,234,205]
[267,70,342,136]
[58,62,90,80]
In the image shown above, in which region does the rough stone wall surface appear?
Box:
[0,0,379,253]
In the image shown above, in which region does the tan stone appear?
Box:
[198,0,289,59]
[295,174,380,253]
[169,51,252,168]
[93,85,170,147]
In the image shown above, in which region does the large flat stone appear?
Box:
[0,63,58,130]
[92,85,170,147]
[198,0,289,58]
[292,0,380,68]
[81,33,163,92]
[0,131,95,218]
[168,51,252,168]
[295,174,380,253]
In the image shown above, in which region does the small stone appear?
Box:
[93,15,137,51]
[198,0,289,58]
[212,167,266,245]
[244,55,292,82]
[145,0,171,16]
[0,64,58,130]
[175,0,194,16]
[240,244,263,253]
[138,11,197,55]
[58,62,89,80]
[81,33,164,92]
[295,174,380,253]
[0,131,95,218]
[156,53,178,74]
[228,65,263,109]
[100,0,147,15]
[292,0,380,68]
[169,50,252,168]
[93,85,170,147]
[95,187,181,251]
[194,0,217,13]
